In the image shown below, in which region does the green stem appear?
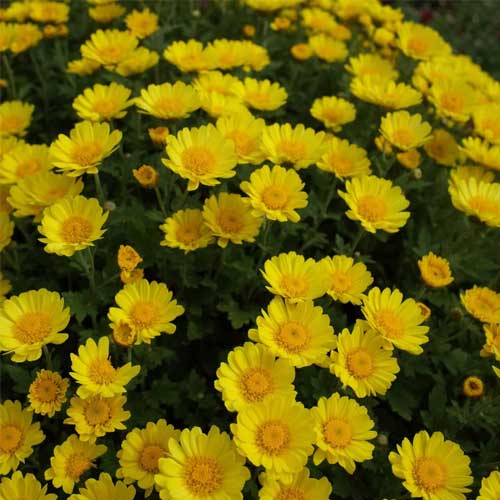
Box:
[154,186,167,217]
[2,54,16,98]
[350,227,366,255]
[30,52,49,119]
[94,172,105,205]
[43,345,53,370]
[86,248,96,295]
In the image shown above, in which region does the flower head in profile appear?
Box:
[163,39,214,73]
[309,34,348,62]
[28,369,69,417]
[114,47,159,77]
[473,104,500,145]
[80,29,138,68]
[418,252,454,288]
[460,137,500,171]
[397,22,451,60]
[423,128,460,166]
[346,53,398,81]
[480,323,500,360]
[88,3,126,23]
[310,95,356,131]
[351,77,422,109]
[460,286,500,324]
[66,58,101,76]
[148,126,169,146]
[0,101,34,137]
[0,471,56,500]
[125,8,159,39]
[0,143,52,185]
[380,111,432,151]
[318,137,371,179]
[232,77,287,111]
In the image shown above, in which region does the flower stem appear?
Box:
[2,54,16,98]
[94,172,105,205]
[86,248,96,295]
[43,345,53,370]
[350,227,366,255]
[154,186,167,217]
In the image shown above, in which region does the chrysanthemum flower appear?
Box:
[0,471,56,500]
[148,126,169,145]
[117,245,142,272]
[73,82,133,122]
[460,286,500,324]
[338,175,410,233]
[318,137,371,179]
[120,269,143,286]
[0,136,24,163]
[0,186,11,215]
[66,57,101,76]
[193,70,240,97]
[460,137,500,171]
[202,192,262,248]
[49,121,122,176]
[291,43,312,60]
[38,195,108,256]
[423,128,460,166]
[132,164,159,188]
[362,287,429,354]
[478,471,500,500]
[80,29,138,68]
[88,3,126,23]
[0,288,69,362]
[330,320,400,398]
[418,252,454,288]
[108,279,185,345]
[0,143,52,185]
[30,1,69,23]
[125,8,158,39]
[64,394,130,443]
[155,426,250,500]
[311,393,376,473]
[197,90,247,118]
[232,78,287,111]
[114,47,159,77]
[68,473,135,500]
[204,38,248,70]
[28,369,69,417]
[450,166,495,186]
[240,164,308,222]
[231,395,314,479]
[249,297,335,368]
[473,104,500,145]
[160,208,214,253]
[0,400,45,475]
[163,125,237,191]
[380,111,432,151]
[0,101,34,137]
[116,419,180,495]
[261,251,327,302]
[215,341,296,412]
[397,22,452,60]
[0,213,14,251]
[480,323,500,360]
[260,123,326,170]
[389,431,472,500]
[310,95,356,131]
[462,375,484,397]
[163,39,214,73]
[351,77,422,109]
[428,81,477,123]
[70,336,140,399]
[309,34,348,62]
[345,53,398,81]
[44,434,107,494]
[9,23,43,54]
[135,82,200,120]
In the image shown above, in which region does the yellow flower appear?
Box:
[0,101,34,137]
[0,471,56,500]
[0,288,69,362]
[202,192,262,248]
[81,29,138,68]
[38,195,108,256]
[423,128,460,166]
[64,394,130,443]
[120,268,144,286]
[215,341,295,412]
[462,376,484,397]
[28,369,69,417]
[330,320,400,398]
[290,43,312,60]
[117,245,142,272]
[155,426,250,500]
[243,24,256,37]
[114,47,159,77]
[460,137,500,171]
[397,149,422,170]
[271,16,291,31]
[9,23,43,53]
[309,34,348,62]
[346,53,398,81]
[70,336,141,399]
[148,126,169,146]
[159,208,214,253]
[232,78,287,111]
[311,393,376,473]
[460,286,500,324]
[380,110,432,151]
[49,121,122,176]
[117,420,180,496]
[428,81,477,123]
[111,321,136,348]
[389,431,472,500]
[418,252,454,288]
[318,137,371,178]
[231,395,314,479]
[0,213,14,251]
[374,135,393,155]
[66,58,101,76]
[68,473,135,500]
[0,186,11,215]
[480,323,500,360]
[0,400,45,475]
[193,70,240,97]
[0,136,23,163]
[135,82,200,120]
[417,302,431,321]
[451,166,495,186]
[197,89,247,118]
[132,164,159,189]
[163,39,213,73]
[301,7,336,32]
[249,297,335,368]
[478,471,500,500]
[397,22,451,60]
[108,279,185,345]
[310,95,356,131]
[240,164,308,222]
[88,3,126,24]
[0,143,52,185]
[473,104,500,145]
[125,8,158,39]
[30,2,69,23]
[44,434,107,494]
[163,125,237,191]
[351,77,422,109]
[261,251,327,303]
[204,39,248,70]
[362,287,430,354]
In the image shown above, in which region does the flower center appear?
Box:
[279,139,307,162]
[280,275,309,297]
[413,457,447,492]
[34,379,59,402]
[261,185,289,210]
[216,209,243,233]
[176,223,200,244]
[14,312,52,344]
[469,291,499,317]
[256,421,290,455]
[407,37,428,56]
[323,418,352,448]
[347,349,374,378]
[93,99,117,117]
[16,158,41,178]
[276,321,310,352]
[61,216,93,244]
[227,130,254,156]
[333,158,354,175]
[374,309,404,339]
[130,301,160,330]
[357,195,388,222]
[246,90,270,107]
[184,456,223,496]
[331,271,353,293]
[427,262,448,280]
[392,128,414,148]
[65,452,92,480]
[0,116,21,133]
[100,46,123,64]
[88,358,116,385]
[323,109,341,123]
[0,425,22,453]
[469,196,498,215]
[72,142,103,166]
[440,93,464,113]
[240,368,273,402]
[156,98,184,116]
[84,398,111,426]
[277,487,306,500]
[181,146,215,175]
[140,445,164,473]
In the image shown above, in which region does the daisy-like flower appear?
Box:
[423,128,460,166]
[148,126,169,145]
[72,82,133,122]
[351,77,422,109]
[0,101,34,137]
[473,104,500,145]
[70,336,141,399]
[318,137,371,179]
[362,287,430,355]
[389,431,472,500]
[338,175,410,233]
[310,96,356,131]
[108,279,185,345]
[291,43,313,61]
[117,245,142,272]
[116,419,180,495]
[345,53,398,81]
[9,24,43,54]
[428,81,477,123]
[462,375,484,397]
[64,394,130,443]
[309,34,348,62]
[249,297,335,368]
[38,195,108,257]
[380,111,432,151]
[0,213,14,251]
[88,3,126,23]
[204,38,248,70]
[28,369,69,417]
[44,435,107,494]
[163,39,214,73]
[214,341,296,412]
[261,251,328,303]
[480,323,500,360]
[0,143,52,185]
[418,252,454,288]
[320,255,373,304]
[135,82,200,120]
[0,471,56,500]
[330,320,400,398]
[114,47,159,77]
[133,164,159,188]
[311,393,376,474]
[193,70,240,97]
[202,192,262,248]
[460,286,500,324]
[260,123,327,170]
[66,58,101,76]
[197,90,247,118]
[450,167,495,186]
[163,125,237,191]
[155,426,250,500]
[80,29,138,68]
[68,473,135,500]
[460,137,500,172]
[49,121,122,176]
[478,471,500,500]
[0,289,69,362]
[0,400,45,475]
[240,164,308,222]
[125,8,159,39]
[232,78,287,111]
[397,22,452,60]
[231,395,314,479]
[0,136,24,164]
